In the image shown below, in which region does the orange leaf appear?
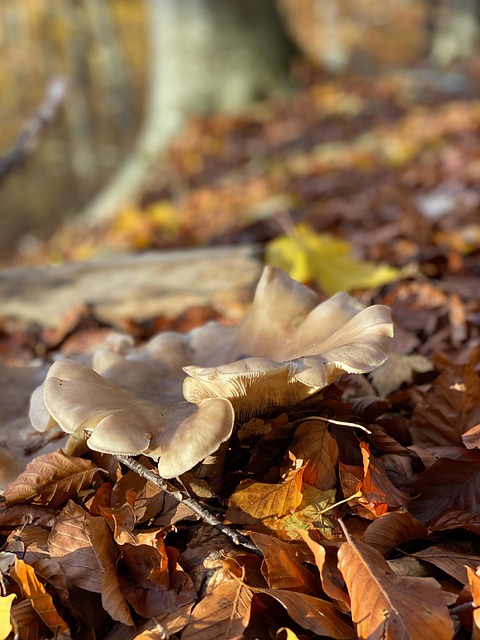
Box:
[466,567,480,640]
[9,557,69,635]
[297,529,350,610]
[4,450,100,509]
[250,531,320,593]
[356,443,408,517]
[226,468,304,525]
[289,418,339,490]
[337,533,454,639]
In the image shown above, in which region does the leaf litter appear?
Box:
[1,65,480,639]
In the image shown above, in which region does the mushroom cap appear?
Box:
[41,360,234,478]
[183,266,393,415]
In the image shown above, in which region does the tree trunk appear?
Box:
[80,0,293,226]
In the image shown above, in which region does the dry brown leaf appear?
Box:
[466,567,480,640]
[411,364,480,446]
[412,546,480,585]
[226,467,304,525]
[296,529,350,610]
[363,512,428,555]
[408,457,480,525]
[132,602,194,639]
[356,443,408,517]
[3,450,100,509]
[9,557,69,635]
[337,534,454,639]
[181,575,252,640]
[249,531,320,593]
[253,588,354,639]
[48,500,133,626]
[289,418,339,490]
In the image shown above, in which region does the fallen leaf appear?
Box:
[3,450,100,509]
[297,529,350,610]
[288,418,339,490]
[408,456,480,525]
[411,546,480,585]
[226,467,304,525]
[9,599,50,640]
[411,364,480,446]
[265,223,401,295]
[370,353,433,397]
[249,532,320,593]
[254,588,354,639]
[467,567,480,640]
[48,500,133,626]
[356,443,408,517]
[363,512,428,555]
[180,575,252,640]
[9,557,69,635]
[0,594,16,640]
[262,485,336,540]
[337,534,454,639]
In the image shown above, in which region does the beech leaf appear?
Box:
[265,223,401,295]
[48,500,133,626]
[226,467,304,524]
[9,557,69,635]
[0,594,16,640]
[253,588,354,639]
[3,450,100,509]
[337,535,454,639]
[180,576,252,640]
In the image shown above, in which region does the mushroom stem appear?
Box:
[115,454,262,556]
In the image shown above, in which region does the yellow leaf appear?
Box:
[0,594,16,640]
[10,557,69,635]
[265,224,401,295]
[263,485,336,540]
[226,468,304,524]
[277,628,301,640]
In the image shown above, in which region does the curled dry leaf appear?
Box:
[337,535,454,639]
[3,450,100,509]
[30,266,392,478]
[48,500,134,626]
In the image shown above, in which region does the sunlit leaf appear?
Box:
[9,557,69,635]
[0,594,16,640]
[226,468,304,525]
[338,535,454,639]
[3,450,100,509]
[265,224,401,294]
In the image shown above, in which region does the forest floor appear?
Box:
[1,63,480,639]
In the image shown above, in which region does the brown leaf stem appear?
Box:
[115,455,262,556]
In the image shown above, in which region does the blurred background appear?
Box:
[1,0,479,263]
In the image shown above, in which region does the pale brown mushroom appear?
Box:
[30,266,393,478]
[183,266,393,415]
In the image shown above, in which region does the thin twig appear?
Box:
[115,455,262,556]
[0,77,67,184]
[449,601,475,615]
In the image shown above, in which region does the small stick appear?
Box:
[115,454,261,556]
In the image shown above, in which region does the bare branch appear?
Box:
[0,77,67,185]
[115,454,262,556]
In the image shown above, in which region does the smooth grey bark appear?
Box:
[80,0,293,225]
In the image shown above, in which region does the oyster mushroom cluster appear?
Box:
[30,266,393,478]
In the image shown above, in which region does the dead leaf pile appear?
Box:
[1,63,480,640]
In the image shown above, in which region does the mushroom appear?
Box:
[183,266,393,416]
[36,359,234,479]
[30,266,393,478]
